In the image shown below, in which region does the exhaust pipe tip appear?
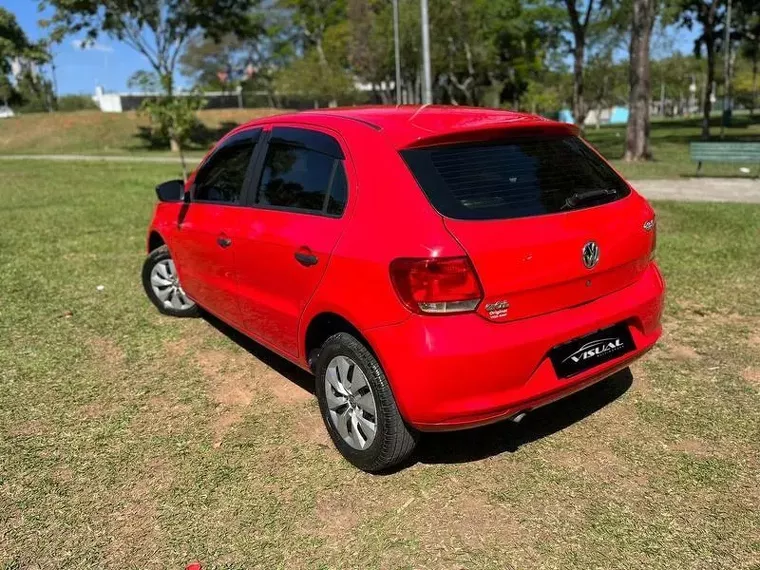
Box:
[509,411,528,424]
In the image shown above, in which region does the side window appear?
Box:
[194,135,257,204]
[256,128,348,216]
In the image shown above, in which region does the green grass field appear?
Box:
[4,109,760,179]
[1,160,759,569]
[587,115,760,179]
[0,109,282,157]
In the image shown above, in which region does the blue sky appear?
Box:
[1,0,181,94]
[3,0,701,96]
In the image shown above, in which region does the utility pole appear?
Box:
[721,0,732,138]
[50,50,58,103]
[420,0,432,104]
[393,0,401,105]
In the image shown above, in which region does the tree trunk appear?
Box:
[172,138,188,181]
[624,0,655,161]
[572,43,586,126]
[752,52,758,117]
[703,36,716,140]
[699,1,719,140]
[315,39,338,108]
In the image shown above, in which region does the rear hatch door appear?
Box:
[401,133,655,321]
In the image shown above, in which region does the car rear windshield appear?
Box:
[401,135,630,220]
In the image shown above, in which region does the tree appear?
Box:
[680,0,723,139]
[128,70,205,179]
[41,0,257,96]
[521,78,563,114]
[347,0,395,103]
[738,8,760,114]
[179,6,293,105]
[15,66,56,112]
[42,0,255,155]
[432,0,546,107]
[650,52,706,115]
[280,0,348,105]
[625,0,657,160]
[559,0,620,125]
[274,49,356,106]
[0,7,49,107]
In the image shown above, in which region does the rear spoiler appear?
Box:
[402,120,580,149]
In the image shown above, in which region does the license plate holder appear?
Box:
[550,323,635,378]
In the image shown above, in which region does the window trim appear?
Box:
[245,126,350,219]
[189,127,263,206]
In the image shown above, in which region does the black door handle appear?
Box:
[217,236,232,248]
[295,251,318,267]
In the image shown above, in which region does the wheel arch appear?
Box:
[147,230,165,253]
[303,311,378,372]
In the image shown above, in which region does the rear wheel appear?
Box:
[142,245,199,318]
[315,332,418,472]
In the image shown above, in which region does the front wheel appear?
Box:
[315,333,418,472]
[142,245,199,318]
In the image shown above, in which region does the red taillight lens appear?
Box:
[389,256,483,314]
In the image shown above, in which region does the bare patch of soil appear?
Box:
[88,337,125,369]
[5,419,46,437]
[741,367,760,388]
[670,438,712,456]
[192,344,312,446]
[667,343,700,361]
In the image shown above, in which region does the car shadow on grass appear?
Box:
[201,311,315,396]
[413,367,634,466]
[201,310,632,469]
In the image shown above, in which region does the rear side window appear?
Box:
[194,133,258,204]
[401,135,630,220]
[256,132,348,216]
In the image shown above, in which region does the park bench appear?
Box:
[690,141,760,175]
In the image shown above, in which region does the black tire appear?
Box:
[315,332,418,472]
[141,245,200,318]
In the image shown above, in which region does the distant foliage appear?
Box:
[56,94,98,112]
[0,7,50,109]
[274,50,357,106]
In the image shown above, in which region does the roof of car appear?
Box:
[243,105,578,149]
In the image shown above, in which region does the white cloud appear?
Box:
[71,39,114,53]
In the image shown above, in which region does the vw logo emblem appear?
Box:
[582,241,600,269]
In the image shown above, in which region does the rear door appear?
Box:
[171,128,261,327]
[402,134,655,322]
[231,126,351,357]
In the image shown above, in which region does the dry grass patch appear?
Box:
[104,459,173,568]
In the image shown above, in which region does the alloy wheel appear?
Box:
[324,355,378,450]
[149,259,195,311]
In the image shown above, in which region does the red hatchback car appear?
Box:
[142,106,665,471]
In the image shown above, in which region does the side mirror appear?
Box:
[155,179,185,202]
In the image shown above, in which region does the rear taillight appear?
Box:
[390,256,483,314]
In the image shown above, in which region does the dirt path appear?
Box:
[631,178,760,203]
[0,154,201,164]
[2,154,760,203]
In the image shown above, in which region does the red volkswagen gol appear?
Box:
[142,106,665,471]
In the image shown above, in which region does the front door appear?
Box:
[172,129,261,327]
[231,126,351,357]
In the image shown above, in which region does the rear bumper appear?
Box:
[365,262,665,431]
